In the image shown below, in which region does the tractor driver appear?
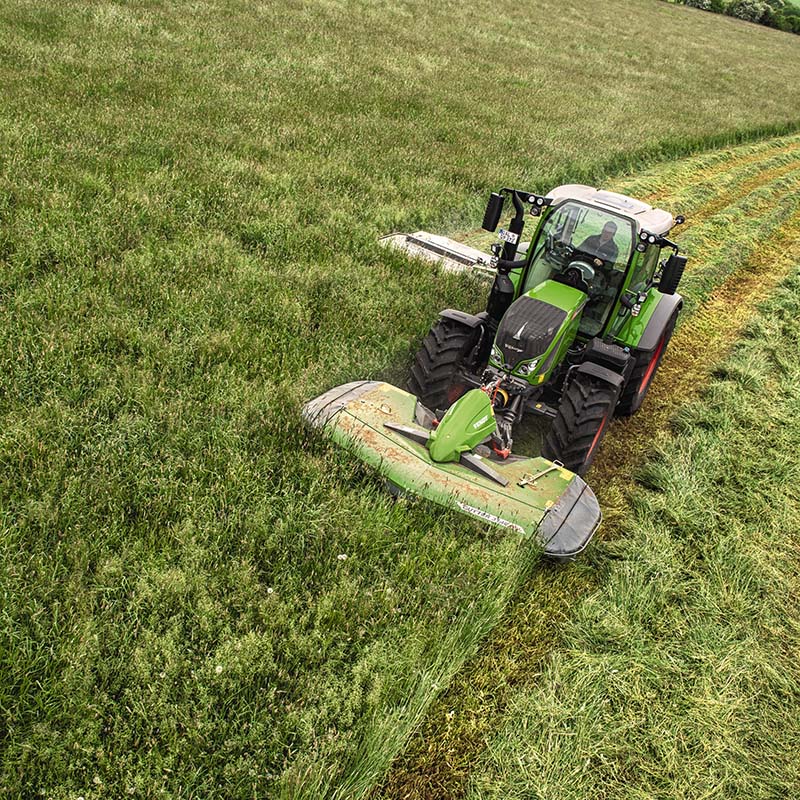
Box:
[576,221,619,268]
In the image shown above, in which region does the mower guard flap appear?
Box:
[303,381,601,560]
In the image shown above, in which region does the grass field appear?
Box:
[3,1,800,798]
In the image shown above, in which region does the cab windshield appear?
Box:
[523,202,634,337]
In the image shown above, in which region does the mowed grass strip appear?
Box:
[3,1,800,798]
[620,135,800,212]
[464,268,800,800]
[379,134,800,799]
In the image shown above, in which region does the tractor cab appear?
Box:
[518,186,677,339]
[521,200,634,337]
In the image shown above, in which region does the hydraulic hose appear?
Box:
[494,258,527,273]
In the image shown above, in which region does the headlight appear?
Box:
[490,344,503,366]
[516,358,540,376]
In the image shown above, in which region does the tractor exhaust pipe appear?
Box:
[486,190,528,326]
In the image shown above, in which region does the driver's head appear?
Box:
[600,221,617,242]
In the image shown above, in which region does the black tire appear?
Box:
[615,311,678,417]
[408,318,481,410]
[542,373,620,476]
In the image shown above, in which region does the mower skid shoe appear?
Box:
[302,381,380,427]
[302,382,601,559]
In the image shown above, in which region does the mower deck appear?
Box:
[303,381,601,560]
[379,231,496,276]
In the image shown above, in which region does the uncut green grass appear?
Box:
[3,1,800,797]
[466,271,800,799]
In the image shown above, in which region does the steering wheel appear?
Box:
[561,266,590,295]
[573,248,606,266]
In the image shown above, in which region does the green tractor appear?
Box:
[409,184,686,472]
[304,185,686,559]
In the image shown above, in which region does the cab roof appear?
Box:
[547,184,674,236]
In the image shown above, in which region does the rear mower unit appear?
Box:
[304,184,687,559]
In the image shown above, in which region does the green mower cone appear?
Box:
[427,389,496,463]
[303,381,601,560]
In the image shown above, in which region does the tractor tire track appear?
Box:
[376,135,800,800]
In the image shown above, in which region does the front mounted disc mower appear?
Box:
[303,381,601,560]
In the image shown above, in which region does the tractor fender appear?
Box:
[637,293,683,352]
[574,361,626,390]
[439,309,489,330]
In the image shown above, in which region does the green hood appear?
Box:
[491,280,586,382]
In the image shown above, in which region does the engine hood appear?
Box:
[492,280,586,374]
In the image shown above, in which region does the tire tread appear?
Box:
[542,374,619,475]
[407,319,479,409]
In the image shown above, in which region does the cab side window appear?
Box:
[629,245,659,293]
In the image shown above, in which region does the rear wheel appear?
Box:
[616,311,678,417]
[542,373,620,476]
[408,318,482,410]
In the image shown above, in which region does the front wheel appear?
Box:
[615,310,678,417]
[407,318,482,411]
[542,373,621,476]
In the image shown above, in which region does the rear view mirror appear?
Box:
[660,253,687,295]
[482,192,504,232]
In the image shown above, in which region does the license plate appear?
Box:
[498,228,519,244]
